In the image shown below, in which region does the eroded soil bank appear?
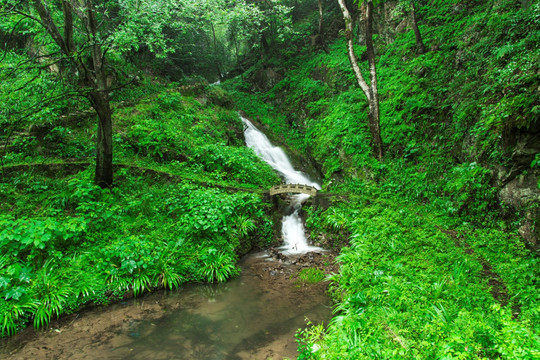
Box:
[1,250,335,360]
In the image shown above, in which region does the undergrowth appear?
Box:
[0,84,279,337]
[299,195,539,359]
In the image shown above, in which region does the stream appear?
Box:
[242,117,322,255]
[1,117,331,360]
[1,253,332,359]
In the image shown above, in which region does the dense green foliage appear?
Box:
[1,0,539,358]
[0,85,279,336]
[224,0,540,358]
[299,193,539,358]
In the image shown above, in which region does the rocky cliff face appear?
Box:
[498,172,539,250]
[497,121,540,250]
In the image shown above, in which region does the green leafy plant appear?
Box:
[32,260,72,329]
[0,296,38,337]
[132,272,153,297]
[198,248,238,283]
[444,162,497,219]
[0,215,87,262]
[233,215,256,238]
[297,268,326,285]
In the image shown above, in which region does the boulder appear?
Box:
[498,172,540,250]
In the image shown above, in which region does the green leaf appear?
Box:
[18,267,32,283]
[531,154,539,168]
[5,286,26,301]
[0,276,10,289]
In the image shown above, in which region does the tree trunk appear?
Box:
[318,0,329,53]
[234,36,239,61]
[261,32,270,54]
[61,1,74,53]
[90,92,113,188]
[210,22,222,79]
[83,0,114,187]
[33,0,69,54]
[337,0,383,160]
[410,1,426,54]
[364,0,383,160]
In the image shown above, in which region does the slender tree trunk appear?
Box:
[61,1,74,52]
[410,1,426,54]
[261,32,270,54]
[210,22,222,79]
[337,0,383,160]
[33,0,70,54]
[364,0,383,160]
[234,36,239,61]
[318,0,329,53]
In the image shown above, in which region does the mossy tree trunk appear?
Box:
[90,92,113,188]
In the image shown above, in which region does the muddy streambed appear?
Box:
[1,250,334,360]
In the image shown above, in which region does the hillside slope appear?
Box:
[224,0,540,358]
[0,83,280,337]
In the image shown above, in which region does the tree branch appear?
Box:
[33,0,70,55]
[337,0,370,100]
[62,0,75,53]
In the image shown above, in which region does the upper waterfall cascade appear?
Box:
[242,116,322,255]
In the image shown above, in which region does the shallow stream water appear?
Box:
[103,254,331,360]
[2,252,332,360]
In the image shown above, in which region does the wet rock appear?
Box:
[498,173,540,212]
[497,171,540,250]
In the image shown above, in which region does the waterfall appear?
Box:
[242,116,322,255]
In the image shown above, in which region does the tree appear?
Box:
[410,1,426,54]
[315,0,330,52]
[243,0,295,55]
[1,0,177,187]
[391,0,426,54]
[337,0,383,160]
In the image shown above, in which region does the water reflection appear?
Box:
[109,254,330,359]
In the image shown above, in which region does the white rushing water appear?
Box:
[242,116,322,255]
